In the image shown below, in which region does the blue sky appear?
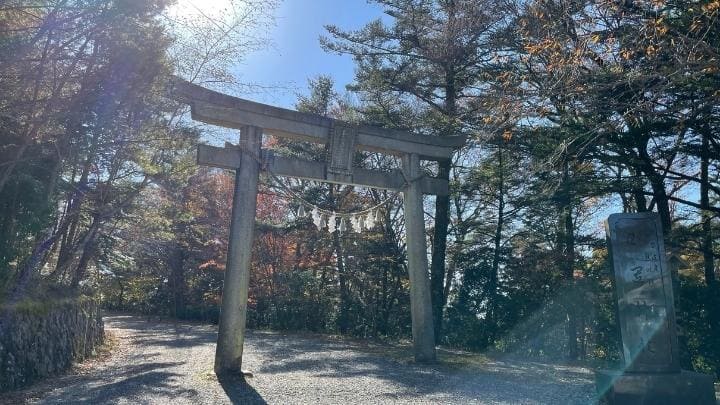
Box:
[236,0,386,108]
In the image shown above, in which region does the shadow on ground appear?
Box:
[106,315,219,349]
[5,361,198,404]
[248,332,594,402]
[2,315,596,404]
[109,315,594,403]
[217,374,266,405]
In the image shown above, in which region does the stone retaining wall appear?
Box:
[0,298,104,392]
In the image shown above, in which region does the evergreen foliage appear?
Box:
[1,0,718,378]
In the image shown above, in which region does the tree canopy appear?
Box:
[1,0,718,378]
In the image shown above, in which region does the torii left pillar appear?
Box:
[212,125,261,375]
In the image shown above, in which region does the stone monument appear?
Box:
[169,77,464,374]
[596,212,715,404]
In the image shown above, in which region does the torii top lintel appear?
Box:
[169,77,465,161]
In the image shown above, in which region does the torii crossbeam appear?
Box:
[169,77,465,374]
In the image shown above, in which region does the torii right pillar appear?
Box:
[402,153,436,362]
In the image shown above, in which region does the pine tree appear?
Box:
[323,0,511,341]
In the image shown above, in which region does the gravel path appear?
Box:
[5,314,596,404]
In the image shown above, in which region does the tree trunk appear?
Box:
[330,186,350,334]
[170,242,186,318]
[487,142,505,347]
[334,228,350,334]
[71,226,99,288]
[117,278,125,309]
[637,145,671,233]
[559,160,578,360]
[0,179,20,268]
[55,149,93,275]
[700,127,715,286]
[700,126,719,377]
[0,131,30,198]
[429,65,459,343]
[631,167,648,212]
[430,158,451,343]
[647,174,672,234]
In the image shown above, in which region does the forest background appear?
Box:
[0,0,718,377]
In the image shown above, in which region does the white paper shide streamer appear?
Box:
[298,203,384,234]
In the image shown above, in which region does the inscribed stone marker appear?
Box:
[606,212,679,372]
[597,212,716,404]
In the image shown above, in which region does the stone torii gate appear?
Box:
[170,78,465,374]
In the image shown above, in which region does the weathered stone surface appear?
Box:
[197,144,450,195]
[402,153,436,362]
[214,125,261,374]
[0,299,104,392]
[186,79,455,365]
[170,76,465,161]
[326,122,357,183]
[605,212,679,372]
[596,369,715,405]
[598,212,716,404]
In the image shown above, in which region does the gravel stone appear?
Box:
[4,315,597,404]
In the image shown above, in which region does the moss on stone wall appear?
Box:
[0,298,104,392]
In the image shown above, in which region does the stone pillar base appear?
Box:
[595,369,716,405]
